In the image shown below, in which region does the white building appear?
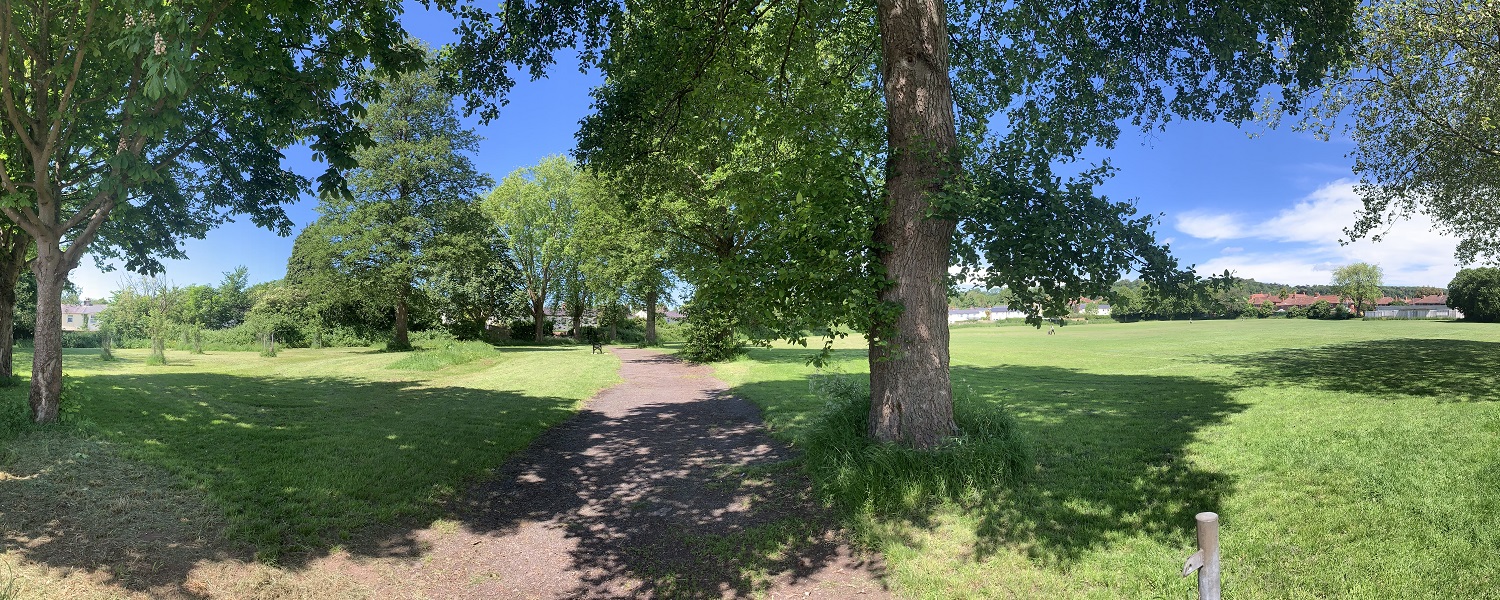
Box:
[1363,295,1463,319]
[948,305,1028,324]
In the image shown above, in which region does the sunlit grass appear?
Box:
[1,342,621,563]
[715,319,1500,599]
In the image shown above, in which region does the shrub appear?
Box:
[679,309,743,362]
[60,331,103,348]
[1448,267,1500,322]
[386,340,495,371]
[800,372,1030,518]
[507,319,555,340]
[1306,299,1333,320]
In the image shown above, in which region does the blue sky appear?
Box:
[69,7,1473,299]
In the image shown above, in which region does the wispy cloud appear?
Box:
[1177,180,1471,286]
[1175,211,1246,241]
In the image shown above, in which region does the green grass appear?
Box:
[1,343,621,563]
[386,340,498,371]
[714,319,1500,599]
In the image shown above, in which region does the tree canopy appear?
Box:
[0,0,424,422]
[445,0,1359,447]
[315,54,494,350]
[1447,267,1500,323]
[1304,0,1500,264]
[1332,262,1384,314]
[485,155,584,342]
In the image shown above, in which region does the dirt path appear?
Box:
[333,347,891,599]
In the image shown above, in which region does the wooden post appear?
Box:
[1182,511,1222,600]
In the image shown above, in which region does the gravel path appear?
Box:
[338,347,891,599]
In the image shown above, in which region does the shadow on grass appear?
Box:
[953,365,1242,564]
[2,369,580,598]
[728,359,1244,567]
[1217,338,1500,402]
[3,347,871,599]
[429,348,883,598]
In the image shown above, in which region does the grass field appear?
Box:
[714,319,1500,599]
[0,339,620,596]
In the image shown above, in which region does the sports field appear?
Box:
[715,319,1500,599]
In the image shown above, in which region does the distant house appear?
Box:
[948,307,987,324]
[1071,297,1112,316]
[62,300,105,331]
[546,308,602,334]
[1247,292,1354,312]
[1365,295,1462,319]
[948,305,1028,324]
[629,309,687,324]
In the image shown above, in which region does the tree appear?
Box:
[0,0,423,422]
[486,156,583,342]
[1303,1,1500,263]
[316,54,493,351]
[108,276,181,364]
[1332,262,1383,316]
[0,226,28,378]
[571,176,673,345]
[1447,267,1500,323]
[449,0,1356,447]
[211,266,253,329]
[573,5,885,361]
[425,203,523,340]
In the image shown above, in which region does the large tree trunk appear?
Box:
[30,244,66,423]
[644,289,658,345]
[867,0,960,448]
[532,297,547,342]
[393,295,410,349]
[0,229,29,379]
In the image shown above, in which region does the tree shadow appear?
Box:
[2,370,581,597]
[726,359,1244,568]
[950,365,1242,565]
[434,351,885,598]
[1216,338,1500,401]
[3,349,880,599]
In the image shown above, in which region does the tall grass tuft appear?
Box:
[0,561,18,600]
[386,341,495,371]
[800,372,1031,518]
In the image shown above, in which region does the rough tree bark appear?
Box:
[29,236,68,423]
[867,0,960,448]
[532,296,547,342]
[393,292,410,349]
[644,289,658,345]
[0,228,29,380]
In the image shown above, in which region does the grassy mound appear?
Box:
[385,341,495,371]
[800,374,1030,518]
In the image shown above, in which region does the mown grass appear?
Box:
[714,318,1500,599]
[1,341,620,566]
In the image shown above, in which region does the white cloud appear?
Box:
[1181,180,1469,286]
[1175,211,1246,241]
